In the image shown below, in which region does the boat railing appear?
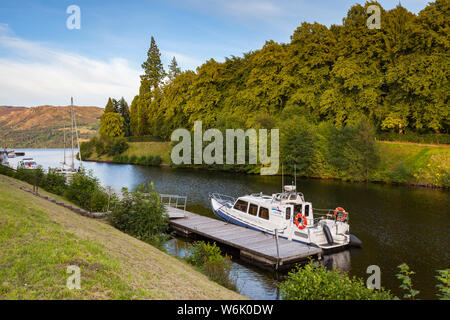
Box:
[209,193,236,206]
[160,194,187,211]
[311,208,349,225]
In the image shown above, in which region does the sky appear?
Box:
[0,0,430,107]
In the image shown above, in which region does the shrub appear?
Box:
[65,169,110,212]
[129,155,137,164]
[279,262,394,300]
[145,155,154,166]
[80,140,93,159]
[107,137,129,156]
[186,241,237,291]
[112,154,121,163]
[109,183,169,247]
[137,156,147,165]
[396,263,420,299]
[43,169,67,195]
[152,155,162,166]
[435,269,450,300]
[120,155,129,163]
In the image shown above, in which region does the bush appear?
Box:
[109,183,169,247]
[65,169,110,212]
[279,262,394,300]
[435,269,450,300]
[120,155,129,163]
[186,241,237,291]
[152,155,162,166]
[106,137,129,156]
[137,156,147,165]
[129,155,137,164]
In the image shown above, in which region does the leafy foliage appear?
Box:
[108,183,169,247]
[279,262,394,300]
[65,169,111,212]
[129,2,448,143]
[186,241,237,291]
[396,263,420,299]
[435,269,450,300]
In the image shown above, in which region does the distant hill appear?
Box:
[0,105,103,148]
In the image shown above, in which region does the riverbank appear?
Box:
[0,174,243,299]
[84,140,449,188]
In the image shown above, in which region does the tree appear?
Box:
[117,97,131,136]
[168,56,181,81]
[130,95,139,136]
[99,112,125,138]
[140,36,166,92]
[104,97,117,113]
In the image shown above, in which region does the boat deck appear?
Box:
[167,206,323,270]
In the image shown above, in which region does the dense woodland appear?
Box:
[96,1,449,180]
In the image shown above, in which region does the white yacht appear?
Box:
[210,185,361,251]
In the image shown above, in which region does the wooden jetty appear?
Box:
[166,205,323,271]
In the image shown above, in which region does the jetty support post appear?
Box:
[275,229,280,270]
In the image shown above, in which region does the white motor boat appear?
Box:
[18,158,38,170]
[210,185,361,250]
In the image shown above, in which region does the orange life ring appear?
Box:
[334,207,347,221]
[295,213,307,230]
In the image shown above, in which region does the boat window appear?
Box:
[234,200,248,213]
[259,207,269,220]
[286,207,291,220]
[289,194,297,200]
[248,203,258,216]
[304,204,310,217]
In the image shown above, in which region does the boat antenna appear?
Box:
[281,163,284,192]
[294,163,297,190]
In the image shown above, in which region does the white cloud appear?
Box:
[0,26,140,107]
[162,50,204,71]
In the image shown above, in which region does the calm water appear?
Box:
[8,149,450,299]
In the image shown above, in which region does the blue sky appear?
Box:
[0,0,430,107]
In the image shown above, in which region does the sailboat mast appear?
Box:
[63,124,66,165]
[73,104,82,164]
[71,97,75,170]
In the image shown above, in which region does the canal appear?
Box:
[8,149,450,299]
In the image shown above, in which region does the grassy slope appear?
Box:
[86,141,449,187]
[88,141,172,165]
[372,142,449,187]
[0,174,243,300]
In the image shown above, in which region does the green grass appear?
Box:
[371,142,450,187]
[90,141,171,165]
[0,182,140,299]
[0,175,243,300]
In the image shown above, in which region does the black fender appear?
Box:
[323,225,334,245]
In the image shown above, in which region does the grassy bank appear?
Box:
[85,141,171,165]
[84,140,449,188]
[0,174,243,299]
[372,142,449,187]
